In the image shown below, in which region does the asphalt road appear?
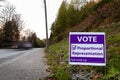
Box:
[0,48,49,80]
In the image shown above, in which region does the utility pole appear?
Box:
[44,0,49,48]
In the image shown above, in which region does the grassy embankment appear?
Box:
[46,22,120,79]
[45,0,120,79]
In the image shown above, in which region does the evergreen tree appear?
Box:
[66,4,79,28]
[3,18,20,42]
[53,1,67,36]
[0,28,4,47]
[3,21,14,42]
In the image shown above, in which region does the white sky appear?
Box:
[5,0,70,39]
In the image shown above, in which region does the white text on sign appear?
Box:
[77,36,97,42]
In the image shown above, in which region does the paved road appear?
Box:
[0,49,31,65]
[0,48,49,80]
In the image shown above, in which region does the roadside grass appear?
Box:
[94,22,120,79]
[45,38,70,79]
[46,22,120,80]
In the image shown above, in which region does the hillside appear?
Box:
[46,22,120,79]
[46,0,120,79]
[50,0,120,44]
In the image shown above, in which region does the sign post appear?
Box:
[69,32,106,66]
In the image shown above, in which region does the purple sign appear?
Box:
[69,32,106,66]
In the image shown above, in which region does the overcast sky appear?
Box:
[5,0,70,39]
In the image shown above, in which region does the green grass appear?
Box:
[45,38,70,79]
[46,22,120,80]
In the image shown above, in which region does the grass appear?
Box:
[45,38,70,79]
[45,22,120,80]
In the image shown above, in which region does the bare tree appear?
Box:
[0,0,5,1]
[12,14,24,32]
[0,1,16,23]
[71,0,87,10]
[24,29,34,38]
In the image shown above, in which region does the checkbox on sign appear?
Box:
[72,45,76,50]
